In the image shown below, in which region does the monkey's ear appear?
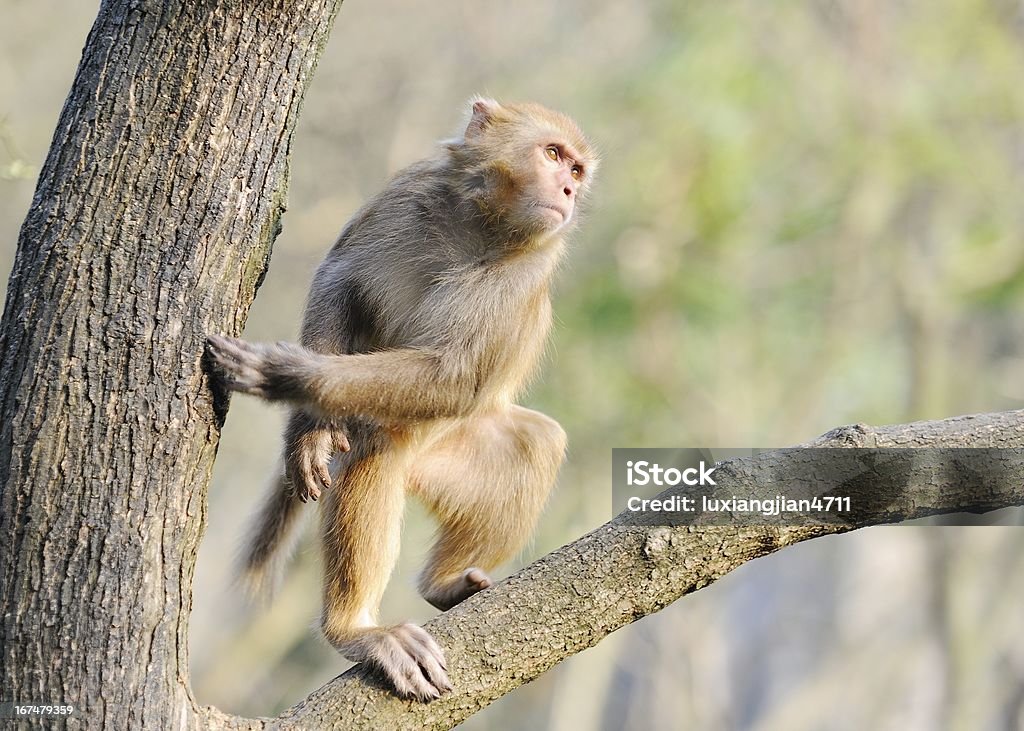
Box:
[465,97,501,139]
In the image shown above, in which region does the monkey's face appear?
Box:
[459,98,597,241]
[527,141,587,231]
[484,132,596,240]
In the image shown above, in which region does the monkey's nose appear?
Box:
[563,185,574,198]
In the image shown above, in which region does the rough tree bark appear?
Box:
[0,2,343,729]
[1,4,1022,731]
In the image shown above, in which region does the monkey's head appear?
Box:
[450,97,598,243]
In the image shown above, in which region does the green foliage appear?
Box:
[547,0,1024,452]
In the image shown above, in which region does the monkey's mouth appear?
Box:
[539,203,571,223]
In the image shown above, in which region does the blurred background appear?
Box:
[3,1,1024,729]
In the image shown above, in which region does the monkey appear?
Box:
[206,97,597,701]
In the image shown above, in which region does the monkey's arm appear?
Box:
[207,334,475,421]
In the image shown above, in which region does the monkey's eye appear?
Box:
[545,146,559,162]
[570,165,583,181]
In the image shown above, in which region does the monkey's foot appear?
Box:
[423,567,493,611]
[335,623,452,702]
[206,334,307,400]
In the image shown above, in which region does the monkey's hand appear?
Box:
[206,334,314,401]
[285,419,351,503]
[335,623,452,702]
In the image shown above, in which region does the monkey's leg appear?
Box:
[410,405,567,611]
[319,440,451,701]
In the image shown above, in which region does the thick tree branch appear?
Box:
[248,410,1024,730]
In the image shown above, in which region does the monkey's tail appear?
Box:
[235,472,305,601]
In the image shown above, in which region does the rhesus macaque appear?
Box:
[207,97,596,701]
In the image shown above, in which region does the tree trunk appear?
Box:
[0,2,341,729]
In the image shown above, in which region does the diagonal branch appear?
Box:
[222,409,1024,731]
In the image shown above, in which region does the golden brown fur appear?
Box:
[207,97,596,701]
